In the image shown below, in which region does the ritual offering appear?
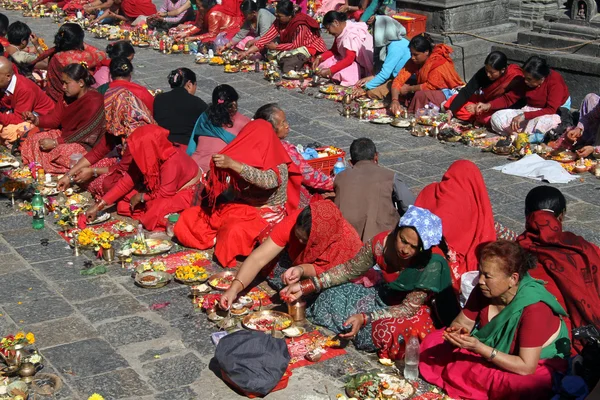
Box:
[242,310,293,331]
[224,64,240,73]
[135,260,167,274]
[0,154,18,168]
[283,70,309,79]
[132,239,173,256]
[390,118,411,128]
[114,221,135,233]
[174,265,209,284]
[39,186,59,196]
[209,56,224,65]
[230,302,250,316]
[135,270,172,288]
[88,212,111,225]
[319,85,344,95]
[370,116,394,125]
[207,271,235,290]
[282,326,306,338]
[563,158,595,174]
[345,372,415,400]
[551,150,577,162]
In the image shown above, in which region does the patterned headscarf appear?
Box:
[399,205,442,250]
[104,87,155,137]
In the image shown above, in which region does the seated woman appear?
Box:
[154,68,208,145]
[415,160,498,290]
[220,200,363,308]
[562,93,600,158]
[444,51,524,125]
[420,240,571,400]
[85,125,200,230]
[221,0,276,52]
[172,0,244,43]
[187,84,250,173]
[92,41,134,88]
[21,63,105,174]
[253,103,333,205]
[281,206,453,358]
[146,0,193,30]
[37,23,106,102]
[517,186,600,354]
[488,56,570,135]
[93,0,158,25]
[389,33,464,115]
[57,87,155,199]
[98,57,154,113]
[174,119,302,267]
[313,11,373,87]
[239,0,327,73]
[352,15,409,100]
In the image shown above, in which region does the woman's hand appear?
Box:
[57,174,71,192]
[339,314,364,339]
[39,138,57,152]
[318,68,332,78]
[577,145,594,158]
[447,332,483,353]
[475,102,491,115]
[129,193,144,211]
[355,76,373,87]
[510,114,526,132]
[337,4,349,12]
[85,203,101,222]
[399,84,412,96]
[212,154,238,170]
[311,56,321,71]
[465,103,477,114]
[265,42,278,50]
[389,100,402,116]
[279,283,303,303]
[73,167,94,184]
[22,111,39,126]
[245,39,256,49]
[282,266,303,285]
[566,127,583,143]
[352,87,366,98]
[220,286,238,310]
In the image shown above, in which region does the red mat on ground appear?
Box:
[286,330,346,370]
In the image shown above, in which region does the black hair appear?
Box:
[0,43,4,55]
[0,14,8,37]
[109,57,133,79]
[408,33,434,53]
[322,11,347,26]
[253,103,283,129]
[276,0,295,17]
[524,185,567,218]
[295,206,312,238]
[168,67,196,88]
[62,63,96,87]
[54,23,85,53]
[350,137,376,162]
[106,40,135,59]
[206,84,239,127]
[7,21,31,46]
[240,0,258,15]
[391,225,433,265]
[523,55,551,80]
[484,51,507,71]
[200,0,216,11]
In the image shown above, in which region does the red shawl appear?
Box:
[279,13,321,43]
[219,0,242,18]
[207,119,301,212]
[415,160,496,276]
[482,63,524,102]
[109,80,155,114]
[291,200,362,274]
[127,125,177,193]
[517,211,600,353]
[120,0,157,18]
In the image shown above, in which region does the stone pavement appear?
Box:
[1,8,600,400]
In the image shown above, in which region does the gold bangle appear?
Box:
[233,278,245,290]
[488,348,498,361]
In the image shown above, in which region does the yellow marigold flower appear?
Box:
[26,332,35,344]
[88,394,105,400]
[15,332,24,340]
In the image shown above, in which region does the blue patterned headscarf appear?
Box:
[399,205,443,250]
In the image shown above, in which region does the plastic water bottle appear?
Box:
[31,190,44,230]
[404,333,420,381]
[137,223,145,242]
[333,157,346,175]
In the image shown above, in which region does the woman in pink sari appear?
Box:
[313,11,373,86]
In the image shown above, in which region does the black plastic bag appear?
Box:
[215,330,290,397]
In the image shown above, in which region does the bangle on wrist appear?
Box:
[93,168,98,178]
[488,348,498,361]
[299,279,316,295]
[391,98,400,103]
[233,278,245,290]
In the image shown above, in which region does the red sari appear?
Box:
[102,125,199,230]
[109,80,155,114]
[415,160,496,289]
[120,0,158,19]
[179,0,243,42]
[21,90,106,173]
[175,119,302,267]
[517,210,600,354]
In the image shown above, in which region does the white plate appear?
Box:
[88,213,111,225]
[370,117,393,124]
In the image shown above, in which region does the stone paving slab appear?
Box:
[0,8,599,400]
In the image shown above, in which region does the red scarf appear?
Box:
[207,119,301,212]
[120,0,157,18]
[127,125,177,193]
[58,90,106,147]
[482,63,524,102]
[416,44,453,84]
[279,13,321,44]
[517,211,600,353]
[109,80,154,113]
[415,160,496,276]
[292,200,362,273]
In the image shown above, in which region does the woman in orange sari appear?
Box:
[172,0,243,43]
[389,33,464,115]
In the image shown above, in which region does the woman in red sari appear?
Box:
[220,200,363,308]
[444,51,524,125]
[85,125,200,230]
[57,87,155,199]
[517,186,600,354]
[21,63,105,174]
[98,57,154,113]
[175,119,302,268]
[172,0,243,43]
[39,24,106,102]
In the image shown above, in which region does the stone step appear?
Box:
[516,31,600,57]
[533,20,600,40]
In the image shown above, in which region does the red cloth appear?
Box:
[0,75,55,126]
[20,130,89,173]
[286,331,346,369]
[255,13,326,55]
[489,69,569,120]
[419,329,567,400]
[444,93,493,124]
[206,119,301,212]
[320,44,356,75]
[415,160,496,287]
[517,210,600,353]
[270,200,362,274]
[109,80,155,114]
[280,13,320,43]
[120,0,158,18]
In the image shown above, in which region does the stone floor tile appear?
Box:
[23,316,98,349]
[71,368,154,399]
[56,276,124,303]
[96,315,169,347]
[0,307,17,337]
[4,296,75,325]
[30,256,95,282]
[142,352,205,391]
[0,239,12,254]
[1,227,63,248]
[169,315,216,358]
[0,253,28,275]
[15,240,73,263]
[0,270,54,304]
[0,214,35,232]
[154,386,198,400]
[136,286,196,321]
[75,294,146,323]
[564,183,600,207]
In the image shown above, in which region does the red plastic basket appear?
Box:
[306,149,346,176]
[393,12,428,39]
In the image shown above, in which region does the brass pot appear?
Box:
[18,362,36,383]
[102,247,115,262]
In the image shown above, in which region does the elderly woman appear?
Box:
[175,119,302,267]
[281,206,455,359]
[220,200,363,309]
[517,186,600,354]
[312,11,373,86]
[420,240,571,400]
[389,33,464,115]
[187,84,250,173]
